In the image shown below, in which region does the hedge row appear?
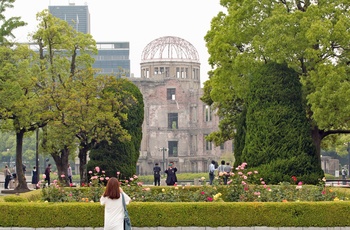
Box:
[1,202,350,227]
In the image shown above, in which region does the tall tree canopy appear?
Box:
[204,0,350,163]
[243,62,323,183]
[32,10,132,184]
[88,78,144,179]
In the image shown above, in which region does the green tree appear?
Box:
[204,0,350,166]
[88,78,144,179]
[243,63,323,183]
[30,10,98,184]
[0,45,50,191]
[0,0,26,45]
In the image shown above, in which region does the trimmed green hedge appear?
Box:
[1,202,350,227]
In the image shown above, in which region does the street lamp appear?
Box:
[159,147,168,173]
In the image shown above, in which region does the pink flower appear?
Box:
[133,175,138,179]
[69,193,72,197]
[238,172,243,175]
[201,191,205,195]
[247,171,253,175]
[53,180,57,184]
[207,197,213,202]
[125,180,129,183]
[254,171,258,174]
[105,177,110,180]
[254,192,261,196]
[241,181,246,185]
[261,181,265,185]
[42,174,46,179]
[95,166,100,173]
[61,174,65,178]
[243,176,247,180]
[100,177,104,181]
[117,172,120,175]
[102,171,105,174]
[129,178,134,181]
[298,181,303,185]
[88,171,93,174]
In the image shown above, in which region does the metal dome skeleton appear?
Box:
[141,36,200,63]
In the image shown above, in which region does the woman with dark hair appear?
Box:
[100,177,131,230]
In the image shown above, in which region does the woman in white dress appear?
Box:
[100,177,131,230]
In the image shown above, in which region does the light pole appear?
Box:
[159,147,168,173]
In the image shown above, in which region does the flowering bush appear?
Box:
[39,164,339,203]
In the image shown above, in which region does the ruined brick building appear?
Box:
[131,36,233,175]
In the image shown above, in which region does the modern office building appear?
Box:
[49,4,90,34]
[131,36,234,175]
[49,3,130,77]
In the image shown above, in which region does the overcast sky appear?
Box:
[6,0,224,84]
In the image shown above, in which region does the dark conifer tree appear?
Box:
[241,63,323,184]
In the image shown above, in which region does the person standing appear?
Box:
[169,161,178,184]
[217,160,226,185]
[45,164,51,186]
[100,177,131,230]
[153,163,161,186]
[209,160,216,185]
[4,165,11,189]
[342,167,347,185]
[217,160,226,175]
[31,166,38,189]
[223,162,232,185]
[67,163,73,185]
[165,163,177,186]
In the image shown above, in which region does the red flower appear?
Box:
[291,176,297,182]
[207,197,213,202]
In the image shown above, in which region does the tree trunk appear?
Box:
[51,146,70,186]
[78,145,89,185]
[311,125,324,167]
[14,129,30,192]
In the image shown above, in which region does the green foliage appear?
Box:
[88,79,144,179]
[241,63,323,184]
[3,195,28,202]
[203,0,350,167]
[0,0,26,45]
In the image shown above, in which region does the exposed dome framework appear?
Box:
[141,36,199,62]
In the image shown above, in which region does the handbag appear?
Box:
[122,193,131,230]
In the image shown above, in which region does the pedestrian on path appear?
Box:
[4,165,12,189]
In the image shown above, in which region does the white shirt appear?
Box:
[100,192,131,230]
[209,163,215,173]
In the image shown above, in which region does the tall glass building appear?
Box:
[49,3,130,77]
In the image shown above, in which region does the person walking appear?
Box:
[67,163,73,185]
[165,163,177,186]
[31,166,38,189]
[45,164,51,186]
[4,165,11,189]
[100,177,131,230]
[209,160,216,185]
[153,163,161,186]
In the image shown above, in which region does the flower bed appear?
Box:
[34,163,343,203]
